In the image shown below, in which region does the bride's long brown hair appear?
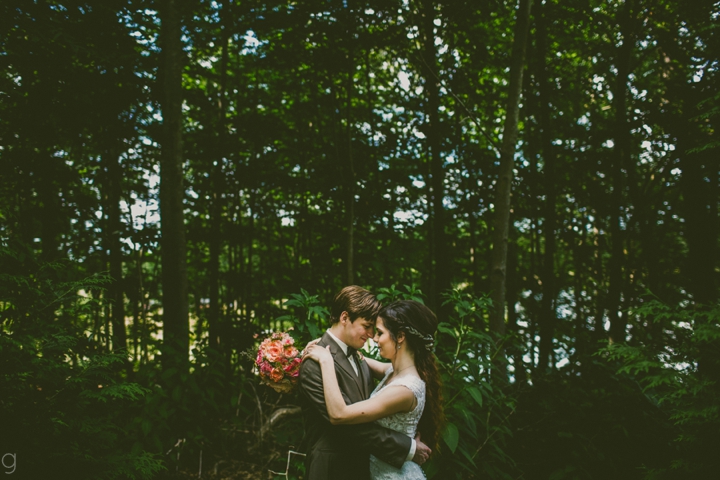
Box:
[379,300,445,452]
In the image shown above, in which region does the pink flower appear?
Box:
[284,357,302,375]
[270,367,284,382]
[255,330,302,387]
[265,342,283,362]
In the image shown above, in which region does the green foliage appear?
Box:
[0,253,164,479]
[422,290,518,479]
[600,300,720,477]
[376,284,426,304]
[276,289,331,341]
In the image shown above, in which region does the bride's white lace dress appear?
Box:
[369,366,427,480]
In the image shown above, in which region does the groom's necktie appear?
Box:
[346,347,360,376]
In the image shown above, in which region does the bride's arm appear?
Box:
[304,338,390,380]
[362,355,391,380]
[308,347,415,425]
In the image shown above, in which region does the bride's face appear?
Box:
[373,317,396,360]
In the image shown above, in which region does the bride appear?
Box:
[304,300,444,479]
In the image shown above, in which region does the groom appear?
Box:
[298,285,431,480]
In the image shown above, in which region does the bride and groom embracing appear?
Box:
[298,286,443,480]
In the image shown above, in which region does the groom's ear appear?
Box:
[339,311,350,324]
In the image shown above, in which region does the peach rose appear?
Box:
[270,367,284,382]
[265,342,283,362]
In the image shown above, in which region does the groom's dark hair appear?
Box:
[330,285,381,324]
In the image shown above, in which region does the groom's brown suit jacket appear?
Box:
[298,332,412,480]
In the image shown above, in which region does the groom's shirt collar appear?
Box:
[326,329,349,355]
[326,329,359,375]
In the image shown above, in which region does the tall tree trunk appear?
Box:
[345,4,355,286]
[38,154,62,263]
[607,0,636,344]
[490,0,533,343]
[592,231,607,340]
[105,150,127,354]
[682,140,717,307]
[245,193,255,319]
[506,228,526,385]
[420,0,447,312]
[159,0,189,371]
[535,0,558,371]
[209,0,230,369]
[571,229,588,359]
[681,125,719,380]
[470,215,481,297]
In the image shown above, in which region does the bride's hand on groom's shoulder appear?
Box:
[302,338,321,355]
[304,344,332,363]
[301,338,321,361]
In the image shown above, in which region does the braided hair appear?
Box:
[378,300,445,452]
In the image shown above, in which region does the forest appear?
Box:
[1,0,718,478]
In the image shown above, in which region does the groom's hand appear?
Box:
[412,433,431,465]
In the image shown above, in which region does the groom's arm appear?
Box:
[299,358,412,469]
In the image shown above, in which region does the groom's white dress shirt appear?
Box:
[325,330,417,461]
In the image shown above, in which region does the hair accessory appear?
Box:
[402,325,435,351]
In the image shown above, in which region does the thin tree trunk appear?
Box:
[490,0,533,342]
[681,127,718,380]
[536,0,557,371]
[246,193,255,319]
[593,230,606,340]
[607,0,636,344]
[682,139,717,307]
[506,229,526,386]
[159,0,189,371]
[38,153,62,264]
[470,218,479,297]
[209,0,229,366]
[572,230,588,359]
[420,0,447,312]
[106,150,128,354]
[345,10,355,286]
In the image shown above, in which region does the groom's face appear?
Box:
[339,312,375,350]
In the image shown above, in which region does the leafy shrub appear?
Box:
[0,248,164,479]
[601,299,720,478]
[426,290,518,480]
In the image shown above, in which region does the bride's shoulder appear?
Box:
[389,374,425,391]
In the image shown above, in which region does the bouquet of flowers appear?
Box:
[255,331,303,393]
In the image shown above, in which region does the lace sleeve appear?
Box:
[387,376,425,409]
